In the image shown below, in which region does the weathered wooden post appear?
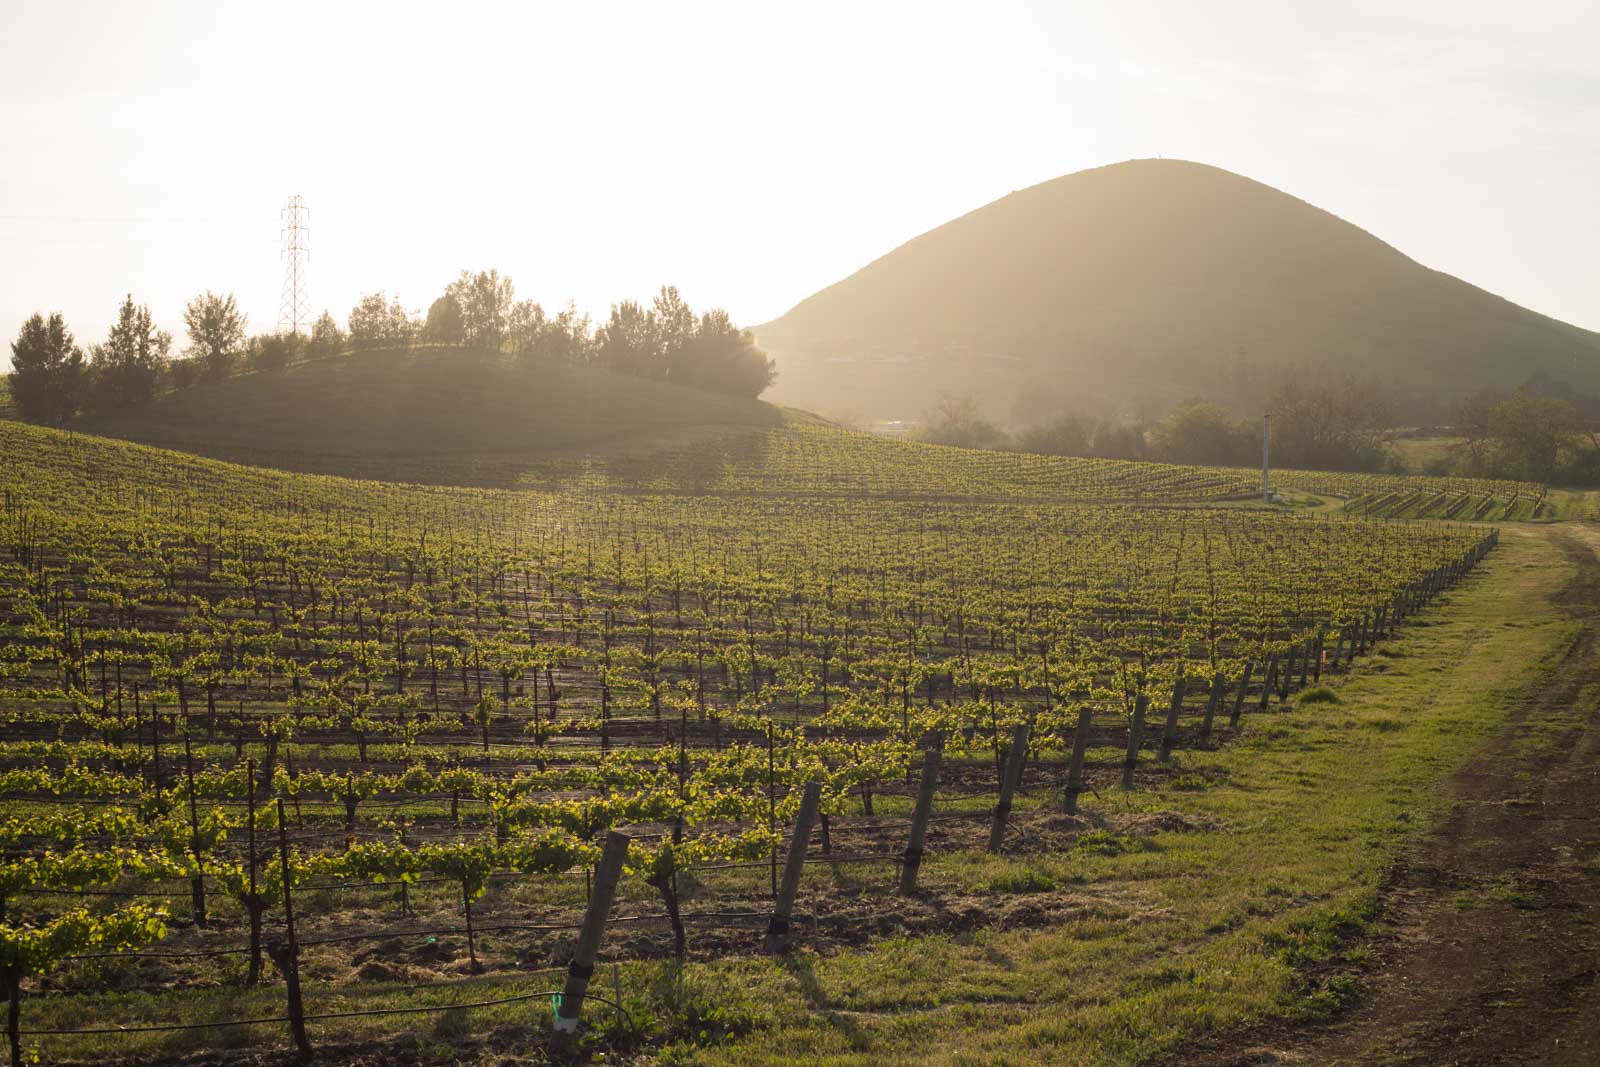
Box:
[986,725,1030,853]
[1063,707,1093,815]
[899,734,944,894]
[272,798,311,1058]
[1229,661,1254,729]
[1312,631,1325,683]
[1199,671,1225,742]
[555,830,630,1035]
[1258,653,1279,711]
[765,782,822,952]
[1121,694,1148,791]
[1157,675,1186,763]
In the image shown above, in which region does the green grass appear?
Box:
[1388,434,1464,474]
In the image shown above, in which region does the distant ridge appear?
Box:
[756,159,1600,422]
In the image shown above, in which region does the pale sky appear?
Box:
[3,1,1597,364]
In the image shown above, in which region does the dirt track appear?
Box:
[1178,525,1600,1066]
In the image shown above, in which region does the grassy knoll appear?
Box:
[75,346,781,485]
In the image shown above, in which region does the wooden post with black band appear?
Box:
[555,830,630,1035]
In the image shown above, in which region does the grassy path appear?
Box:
[1175,522,1600,1066]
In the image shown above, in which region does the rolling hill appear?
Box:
[756,159,1600,424]
[77,346,782,486]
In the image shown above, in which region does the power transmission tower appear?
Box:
[278,195,310,335]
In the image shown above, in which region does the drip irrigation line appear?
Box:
[21,990,640,1038]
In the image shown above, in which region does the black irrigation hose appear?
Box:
[22,989,642,1041]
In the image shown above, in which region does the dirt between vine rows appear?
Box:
[1171,526,1600,1067]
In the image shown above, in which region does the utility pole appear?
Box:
[278,195,310,336]
[1262,413,1271,503]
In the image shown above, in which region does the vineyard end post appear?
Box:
[987,724,1030,853]
[1158,675,1186,763]
[556,830,630,1035]
[1122,694,1149,791]
[1063,707,1093,815]
[765,781,822,952]
[899,734,944,894]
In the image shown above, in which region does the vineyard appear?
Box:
[505,423,1547,520]
[0,418,1513,1064]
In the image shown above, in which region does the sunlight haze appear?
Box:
[3,0,1597,358]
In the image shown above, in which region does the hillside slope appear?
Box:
[78,346,781,485]
[757,159,1600,422]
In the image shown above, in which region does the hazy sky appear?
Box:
[3,1,1596,363]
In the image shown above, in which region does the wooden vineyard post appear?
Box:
[986,724,1030,853]
[1298,639,1311,688]
[1157,675,1186,763]
[245,759,261,985]
[1312,631,1325,683]
[272,797,312,1058]
[1200,671,1225,742]
[1279,646,1295,700]
[765,781,822,952]
[1063,707,1093,815]
[1121,694,1148,791]
[1229,661,1254,729]
[1258,654,1278,712]
[182,731,207,927]
[1332,628,1347,671]
[555,830,630,1035]
[898,734,944,894]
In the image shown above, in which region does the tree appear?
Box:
[653,286,696,373]
[1017,414,1095,457]
[88,295,169,413]
[1268,374,1389,472]
[549,303,596,365]
[506,299,547,358]
[309,311,345,357]
[348,292,416,348]
[1148,401,1254,465]
[920,395,1005,449]
[182,291,246,379]
[595,301,659,378]
[1453,388,1499,472]
[422,294,466,345]
[510,301,595,364]
[8,313,84,425]
[444,269,515,349]
[348,292,390,348]
[1487,390,1577,483]
[670,309,776,397]
[247,332,302,372]
[1089,421,1149,461]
